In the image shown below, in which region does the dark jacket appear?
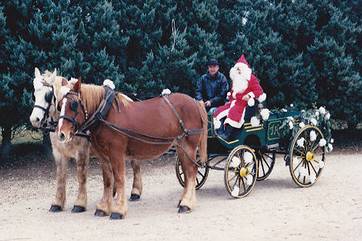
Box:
[195,72,229,108]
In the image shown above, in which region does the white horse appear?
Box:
[29,68,143,215]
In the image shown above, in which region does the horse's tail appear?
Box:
[196,101,208,163]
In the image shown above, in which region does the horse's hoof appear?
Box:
[110,212,124,220]
[129,193,140,201]
[178,205,191,213]
[72,205,86,213]
[49,205,62,212]
[94,209,107,217]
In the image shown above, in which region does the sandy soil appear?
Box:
[0,151,361,241]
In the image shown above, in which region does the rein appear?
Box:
[62,88,205,166]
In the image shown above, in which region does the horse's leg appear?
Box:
[129,160,142,201]
[50,149,68,212]
[94,159,113,217]
[176,144,198,213]
[72,146,90,213]
[109,153,128,219]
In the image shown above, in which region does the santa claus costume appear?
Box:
[213,55,265,131]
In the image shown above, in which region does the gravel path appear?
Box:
[0,152,361,241]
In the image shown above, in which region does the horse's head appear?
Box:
[29,67,57,128]
[56,77,86,143]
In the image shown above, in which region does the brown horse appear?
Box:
[56,78,207,219]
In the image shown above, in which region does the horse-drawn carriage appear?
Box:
[176,104,333,198]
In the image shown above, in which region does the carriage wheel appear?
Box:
[255,150,275,181]
[289,125,326,187]
[175,156,209,190]
[224,145,258,198]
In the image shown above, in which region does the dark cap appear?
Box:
[207,59,219,66]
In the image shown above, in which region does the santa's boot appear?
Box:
[218,124,234,140]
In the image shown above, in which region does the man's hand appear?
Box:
[242,95,250,101]
[205,100,211,107]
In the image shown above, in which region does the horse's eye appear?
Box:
[45,91,53,103]
[70,101,78,112]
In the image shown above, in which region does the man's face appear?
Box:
[208,65,219,76]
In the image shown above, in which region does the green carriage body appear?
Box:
[207,110,300,153]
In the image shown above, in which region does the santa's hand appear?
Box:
[242,95,250,101]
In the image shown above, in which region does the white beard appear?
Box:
[229,64,251,97]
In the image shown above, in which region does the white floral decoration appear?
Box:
[319,106,326,115]
[297,137,305,147]
[299,122,305,128]
[260,108,270,121]
[251,116,260,127]
[310,118,317,126]
[310,130,317,142]
[248,98,255,107]
[213,118,221,129]
[161,88,171,96]
[319,138,327,147]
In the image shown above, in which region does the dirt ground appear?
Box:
[0,150,361,241]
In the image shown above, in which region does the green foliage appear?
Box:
[0,0,361,144]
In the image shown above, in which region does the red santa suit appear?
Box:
[213,55,264,128]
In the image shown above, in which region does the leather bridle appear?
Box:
[58,91,88,131]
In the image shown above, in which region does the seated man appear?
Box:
[195,59,229,112]
[213,55,265,140]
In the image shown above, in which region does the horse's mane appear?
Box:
[80,84,131,115]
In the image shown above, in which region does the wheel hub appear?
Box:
[239,167,248,177]
[306,151,314,161]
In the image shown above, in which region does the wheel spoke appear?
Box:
[308,161,318,176]
[293,158,304,172]
[240,176,246,192]
[228,173,238,183]
[261,154,271,169]
[197,170,205,178]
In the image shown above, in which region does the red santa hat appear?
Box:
[237,54,250,67]
[230,54,252,83]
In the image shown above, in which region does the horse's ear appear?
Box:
[48,69,57,84]
[61,78,68,86]
[34,67,41,78]
[73,77,81,92]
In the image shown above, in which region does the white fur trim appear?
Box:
[260,108,270,121]
[247,92,255,98]
[310,130,317,141]
[258,93,266,102]
[103,79,115,90]
[213,118,221,129]
[250,116,260,127]
[319,139,326,147]
[319,107,326,115]
[247,98,255,107]
[243,152,253,164]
